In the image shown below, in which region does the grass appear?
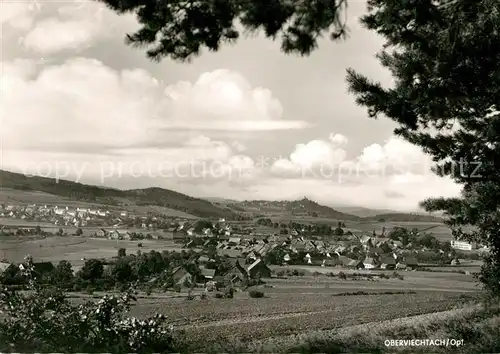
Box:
[0,236,195,264]
[283,303,500,354]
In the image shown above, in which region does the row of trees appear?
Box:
[0,248,239,293]
[256,218,347,236]
[0,255,176,352]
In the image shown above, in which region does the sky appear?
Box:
[0,0,461,211]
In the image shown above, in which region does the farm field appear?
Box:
[344,220,453,241]
[0,188,94,207]
[269,267,478,292]
[0,218,56,228]
[126,290,476,349]
[0,236,196,266]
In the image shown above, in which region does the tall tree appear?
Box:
[346,0,500,297]
[99,0,500,296]
[96,0,348,62]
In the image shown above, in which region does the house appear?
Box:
[247,259,272,278]
[173,228,188,240]
[200,267,216,281]
[172,266,193,285]
[223,260,247,284]
[246,251,258,262]
[54,208,65,216]
[322,259,336,267]
[403,256,418,269]
[373,238,390,247]
[370,247,384,256]
[380,257,396,270]
[108,230,121,240]
[359,235,373,246]
[391,240,403,248]
[337,256,363,269]
[228,237,241,245]
[451,240,476,251]
[450,258,460,266]
[363,257,378,269]
[197,255,211,265]
[0,262,12,274]
[202,228,213,237]
[122,232,132,240]
[96,228,107,238]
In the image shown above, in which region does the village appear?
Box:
[0,202,487,294]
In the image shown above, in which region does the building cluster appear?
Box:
[0,203,184,230]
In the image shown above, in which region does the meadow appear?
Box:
[0,236,194,267]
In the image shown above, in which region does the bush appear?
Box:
[338,271,347,280]
[173,284,181,293]
[85,285,94,295]
[145,286,152,296]
[249,290,264,298]
[224,287,234,299]
[0,255,175,352]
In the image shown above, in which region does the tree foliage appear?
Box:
[0,256,174,352]
[346,0,500,296]
[96,0,349,62]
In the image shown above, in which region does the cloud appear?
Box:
[1,59,308,158]
[266,134,461,209]
[20,2,137,54]
[162,69,309,130]
[329,133,348,146]
[0,2,38,31]
[271,134,435,178]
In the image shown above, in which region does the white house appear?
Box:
[88,209,98,216]
[54,208,65,216]
[450,240,476,251]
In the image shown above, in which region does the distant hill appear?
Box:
[0,169,240,219]
[364,213,444,222]
[333,206,398,218]
[231,198,361,221]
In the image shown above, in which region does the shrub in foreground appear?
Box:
[249,290,264,298]
[0,255,175,352]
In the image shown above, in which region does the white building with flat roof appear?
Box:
[451,240,476,251]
